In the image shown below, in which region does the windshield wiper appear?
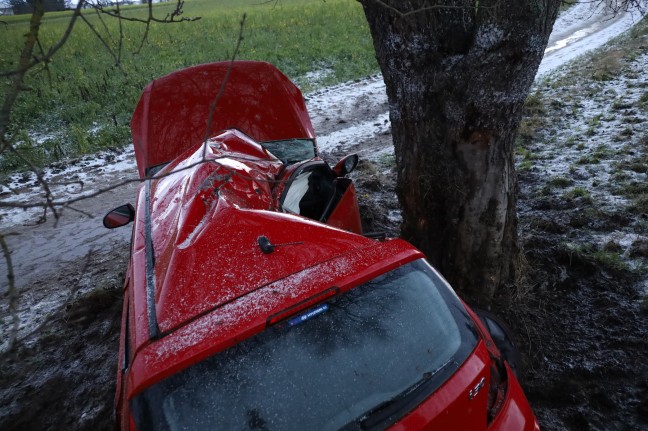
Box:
[355,371,435,430]
[346,355,456,430]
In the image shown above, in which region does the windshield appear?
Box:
[131,260,478,430]
[262,139,316,164]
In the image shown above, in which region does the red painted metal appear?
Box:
[128,239,422,396]
[487,366,540,431]
[388,344,538,431]
[114,61,538,430]
[327,182,363,234]
[388,341,490,431]
[131,61,315,178]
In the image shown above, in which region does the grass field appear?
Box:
[0,0,378,172]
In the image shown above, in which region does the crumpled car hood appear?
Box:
[131,61,315,178]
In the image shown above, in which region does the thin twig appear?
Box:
[61,203,94,218]
[6,139,59,221]
[116,0,124,64]
[359,0,502,18]
[92,0,200,24]
[202,13,247,159]
[79,13,125,73]
[0,1,46,152]
[0,1,85,79]
[0,150,289,212]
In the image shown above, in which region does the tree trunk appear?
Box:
[360,0,560,305]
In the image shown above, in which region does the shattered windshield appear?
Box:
[130,260,477,431]
[262,139,316,164]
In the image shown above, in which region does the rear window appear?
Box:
[131,260,478,430]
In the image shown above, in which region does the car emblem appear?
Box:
[469,377,486,400]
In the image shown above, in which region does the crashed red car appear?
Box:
[105,61,539,430]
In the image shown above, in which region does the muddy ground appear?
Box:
[1,143,646,430]
[2,10,648,431]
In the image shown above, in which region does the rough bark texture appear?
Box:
[361,0,561,305]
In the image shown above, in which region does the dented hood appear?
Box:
[131,61,315,178]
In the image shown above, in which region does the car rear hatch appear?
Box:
[129,255,487,430]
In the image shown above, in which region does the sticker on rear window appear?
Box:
[288,304,329,327]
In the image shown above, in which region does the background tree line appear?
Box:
[9,0,69,15]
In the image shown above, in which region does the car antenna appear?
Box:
[258,236,303,254]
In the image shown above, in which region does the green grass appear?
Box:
[1,0,378,172]
[639,92,648,111]
[559,1,577,12]
[547,176,572,188]
[564,187,592,201]
[561,241,632,274]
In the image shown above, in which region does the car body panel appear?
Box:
[388,340,490,430]
[326,178,363,233]
[113,60,538,431]
[127,239,423,396]
[131,61,315,178]
[488,366,540,431]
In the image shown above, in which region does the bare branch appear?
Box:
[0,1,85,79]
[202,14,247,159]
[358,0,502,18]
[89,0,201,24]
[0,232,18,352]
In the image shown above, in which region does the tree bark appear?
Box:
[360,0,560,305]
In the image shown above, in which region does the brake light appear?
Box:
[486,360,508,422]
[266,287,338,326]
[462,303,510,424]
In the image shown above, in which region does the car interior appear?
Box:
[281,164,345,222]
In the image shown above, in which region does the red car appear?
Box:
[105,61,539,430]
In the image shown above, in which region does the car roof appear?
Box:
[130,130,382,348]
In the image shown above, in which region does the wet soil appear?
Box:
[498,203,648,431]
[0,248,128,430]
[2,150,646,431]
[2,10,648,429]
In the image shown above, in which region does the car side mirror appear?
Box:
[332,154,359,177]
[103,203,135,229]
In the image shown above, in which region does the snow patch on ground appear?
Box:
[1,148,136,225]
[539,2,647,76]
[317,112,390,155]
[298,68,334,87]
[521,37,648,293]
[305,75,387,126]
